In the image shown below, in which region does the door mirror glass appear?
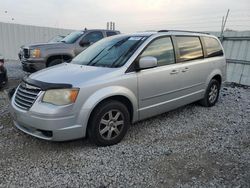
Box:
[79,40,90,47]
[138,56,157,70]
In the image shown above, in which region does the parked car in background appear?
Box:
[0,54,7,88]
[18,29,120,72]
[11,30,226,146]
[48,35,66,43]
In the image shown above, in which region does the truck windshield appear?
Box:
[61,31,84,44]
[72,35,147,68]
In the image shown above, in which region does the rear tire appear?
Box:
[87,100,130,146]
[47,59,63,67]
[200,79,220,107]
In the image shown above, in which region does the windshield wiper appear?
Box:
[87,48,107,66]
[89,38,130,66]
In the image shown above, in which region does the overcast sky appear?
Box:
[0,0,249,32]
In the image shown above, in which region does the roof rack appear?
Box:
[158,30,210,35]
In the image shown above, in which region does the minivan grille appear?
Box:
[14,83,41,110]
[23,48,30,58]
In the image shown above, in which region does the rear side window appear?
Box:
[176,36,203,62]
[140,37,175,66]
[106,31,117,37]
[203,37,223,57]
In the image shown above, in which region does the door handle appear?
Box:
[182,67,189,72]
[170,69,179,74]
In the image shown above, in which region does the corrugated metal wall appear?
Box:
[0,22,73,60]
[211,31,250,86]
[0,22,249,86]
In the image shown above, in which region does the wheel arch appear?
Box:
[211,74,222,87]
[78,86,138,137]
[46,54,73,67]
[91,95,134,121]
[205,69,223,88]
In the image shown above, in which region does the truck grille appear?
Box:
[14,82,41,110]
[23,48,30,58]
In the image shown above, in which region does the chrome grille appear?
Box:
[23,48,30,58]
[14,83,41,110]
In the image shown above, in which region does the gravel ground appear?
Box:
[4,60,28,80]
[0,61,249,187]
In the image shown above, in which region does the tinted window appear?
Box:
[176,36,203,62]
[107,31,117,37]
[203,37,223,57]
[82,31,104,43]
[140,37,175,66]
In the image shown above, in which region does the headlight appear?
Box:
[42,88,79,106]
[30,48,41,58]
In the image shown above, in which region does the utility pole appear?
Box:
[220,16,224,37]
[220,9,230,41]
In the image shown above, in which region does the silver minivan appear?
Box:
[10,31,226,146]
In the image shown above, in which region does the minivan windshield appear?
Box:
[72,35,147,68]
[61,31,84,44]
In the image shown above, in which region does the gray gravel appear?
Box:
[0,64,249,187]
[4,60,28,80]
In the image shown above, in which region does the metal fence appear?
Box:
[210,31,250,86]
[0,22,73,60]
[0,22,250,86]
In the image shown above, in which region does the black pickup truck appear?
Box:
[0,54,7,88]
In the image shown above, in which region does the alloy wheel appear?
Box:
[99,110,124,140]
[208,84,218,104]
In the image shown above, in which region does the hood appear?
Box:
[22,42,68,49]
[29,63,120,87]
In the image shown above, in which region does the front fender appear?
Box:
[77,86,138,137]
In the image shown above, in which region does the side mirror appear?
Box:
[137,56,157,70]
[79,40,90,47]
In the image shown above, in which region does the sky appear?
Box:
[0,0,250,32]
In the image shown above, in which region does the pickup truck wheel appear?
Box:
[47,59,63,67]
[200,79,220,107]
[88,100,130,146]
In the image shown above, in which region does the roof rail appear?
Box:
[158,30,210,35]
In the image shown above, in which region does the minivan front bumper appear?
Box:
[10,97,84,141]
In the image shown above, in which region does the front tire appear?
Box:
[200,79,220,107]
[87,100,130,146]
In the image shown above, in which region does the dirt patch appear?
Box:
[154,151,250,187]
